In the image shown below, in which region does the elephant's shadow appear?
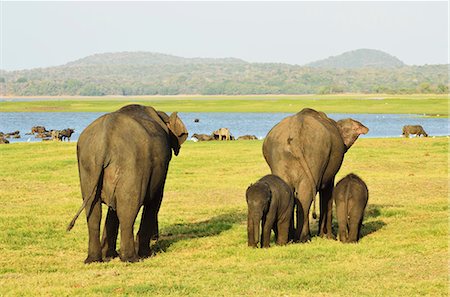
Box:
[153,210,246,253]
[359,204,387,238]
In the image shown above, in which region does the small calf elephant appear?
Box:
[402,125,428,137]
[333,173,368,243]
[213,128,231,141]
[246,174,294,248]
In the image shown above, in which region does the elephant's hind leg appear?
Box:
[101,207,119,261]
[116,201,140,262]
[295,180,315,242]
[85,195,102,264]
[319,183,336,240]
[137,166,168,258]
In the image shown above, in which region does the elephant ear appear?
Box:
[167,112,188,156]
[336,119,369,150]
[157,111,170,124]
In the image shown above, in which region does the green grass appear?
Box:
[0,94,448,115]
[0,137,447,296]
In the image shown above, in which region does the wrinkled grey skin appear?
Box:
[67,104,188,263]
[402,125,428,138]
[246,174,294,248]
[262,108,368,242]
[333,174,368,243]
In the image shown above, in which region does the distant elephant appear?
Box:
[213,128,231,141]
[238,135,258,140]
[192,133,214,141]
[67,104,188,263]
[402,125,428,138]
[333,173,368,243]
[246,174,294,248]
[51,130,60,141]
[263,108,368,242]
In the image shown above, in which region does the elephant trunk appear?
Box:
[247,215,262,247]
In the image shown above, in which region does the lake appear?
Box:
[0,112,448,142]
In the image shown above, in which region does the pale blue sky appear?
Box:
[1,1,448,70]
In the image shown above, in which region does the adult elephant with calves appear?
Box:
[67,104,188,263]
[262,108,368,242]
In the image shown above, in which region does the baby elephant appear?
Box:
[333,173,369,243]
[246,174,294,248]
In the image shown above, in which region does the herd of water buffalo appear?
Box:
[0,126,75,144]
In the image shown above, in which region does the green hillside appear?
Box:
[0,51,448,96]
[306,49,405,69]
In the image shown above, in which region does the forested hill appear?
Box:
[65,52,247,66]
[1,50,448,96]
[306,49,405,69]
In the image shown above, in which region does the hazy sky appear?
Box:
[1,1,448,70]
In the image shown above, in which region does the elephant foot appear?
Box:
[84,255,103,264]
[138,247,152,259]
[103,250,119,261]
[298,234,311,243]
[319,232,336,240]
[120,254,140,263]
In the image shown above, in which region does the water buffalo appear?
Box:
[402,125,428,137]
[59,128,75,142]
[238,135,258,140]
[31,126,47,134]
[192,133,214,141]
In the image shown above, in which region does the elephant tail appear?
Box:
[344,181,351,233]
[312,197,317,219]
[66,164,104,232]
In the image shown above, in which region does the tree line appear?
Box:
[1,63,448,96]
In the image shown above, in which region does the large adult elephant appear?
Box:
[262,108,368,242]
[67,104,188,263]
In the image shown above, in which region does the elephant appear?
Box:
[238,135,258,140]
[192,133,214,141]
[51,130,60,141]
[213,128,231,140]
[262,108,368,242]
[246,174,294,248]
[67,104,188,263]
[333,173,368,243]
[402,125,428,138]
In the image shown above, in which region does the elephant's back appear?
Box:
[78,112,170,164]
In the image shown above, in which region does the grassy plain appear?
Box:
[0,94,448,115]
[0,137,448,296]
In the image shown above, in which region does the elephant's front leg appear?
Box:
[261,214,275,248]
[318,183,336,239]
[101,207,119,260]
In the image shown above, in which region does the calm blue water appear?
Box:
[0,112,448,142]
